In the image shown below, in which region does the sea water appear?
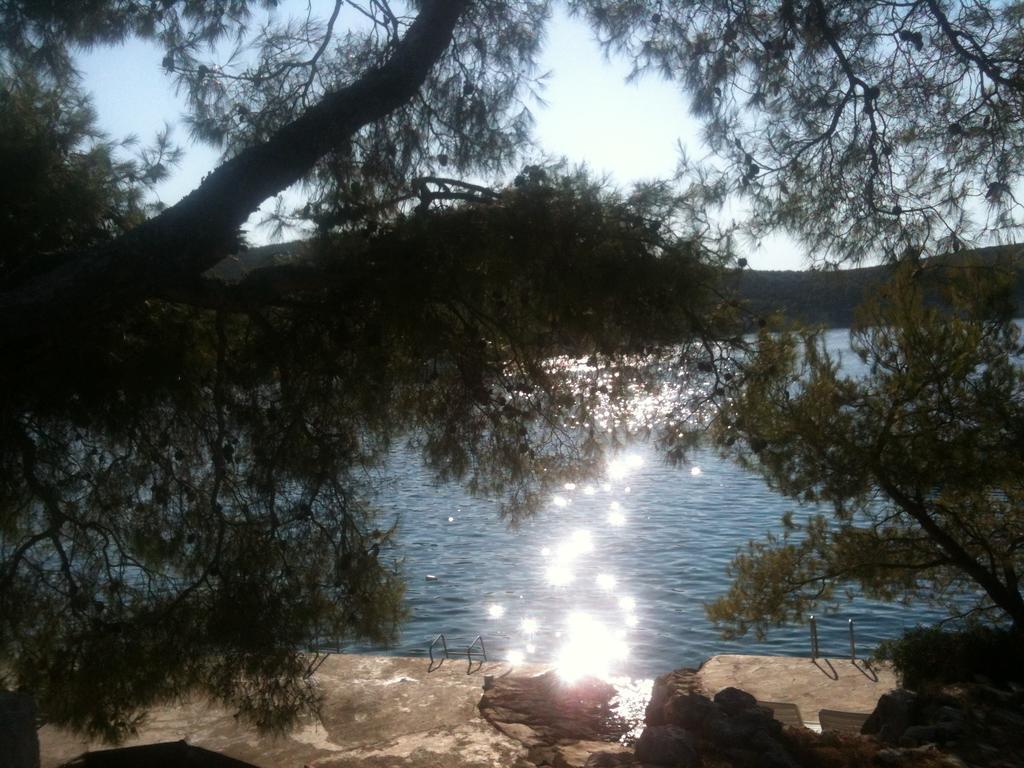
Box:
[347,328,951,678]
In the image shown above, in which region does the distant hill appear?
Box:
[209,240,1024,330]
[730,244,1024,328]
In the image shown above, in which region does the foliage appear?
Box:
[571,0,1024,263]
[0,0,549,250]
[0,0,748,740]
[0,67,179,289]
[874,624,1024,690]
[0,75,734,736]
[0,303,408,740]
[9,0,1024,742]
[708,260,1024,638]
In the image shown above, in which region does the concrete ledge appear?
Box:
[696,655,898,730]
[40,655,547,768]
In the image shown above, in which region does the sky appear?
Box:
[77,2,805,270]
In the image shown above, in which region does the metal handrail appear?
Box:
[429,633,449,669]
[807,616,860,660]
[467,634,486,672]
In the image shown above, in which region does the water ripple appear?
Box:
[348,439,945,679]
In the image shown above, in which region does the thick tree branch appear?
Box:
[0,0,470,349]
[875,469,1024,628]
[924,0,1018,89]
[158,262,342,312]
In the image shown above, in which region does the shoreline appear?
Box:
[39,652,898,768]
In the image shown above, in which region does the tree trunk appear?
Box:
[0,0,470,352]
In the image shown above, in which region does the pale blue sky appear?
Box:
[77,3,803,269]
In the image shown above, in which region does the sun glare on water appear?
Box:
[555,612,630,682]
[606,453,643,481]
[499,464,652,683]
[596,573,617,591]
[545,564,575,586]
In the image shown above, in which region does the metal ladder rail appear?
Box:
[466,634,487,673]
[427,633,487,673]
[807,616,861,660]
[429,633,450,670]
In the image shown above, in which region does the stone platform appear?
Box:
[40,655,544,768]
[696,654,898,728]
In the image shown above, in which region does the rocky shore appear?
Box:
[482,659,1024,768]
[32,653,1024,768]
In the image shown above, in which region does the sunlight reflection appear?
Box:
[521,617,539,634]
[488,604,505,619]
[610,677,655,742]
[556,529,594,559]
[563,482,577,491]
[571,529,594,554]
[607,454,643,480]
[507,650,525,666]
[690,466,702,477]
[552,494,569,508]
[607,500,626,526]
[556,612,630,682]
[618,596,636,612]
[596,573,617,591]
[583,485,596,495]
[545,564,575,586]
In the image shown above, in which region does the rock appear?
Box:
[645,673,673,726]
[479,670,629,744]
[935,705,965,725]
[987,705,1024,730]
[862,688,918,743]
[554,740,633,768]
[480,671,640,768]
[874,747,905,766]
[645,668,699,727]
[663,693,717,731]
[707,707,782,745]
[974,683,1014,705]
[635,725,699,767]
[748,705,784,736]
[494,721,545,748]
[876,744,965,767]
[756,746,801,768]
[584,749,636,767]
[528,744,561,766]
[0,692,38,768]
[899,724,943,747]
[713,686,758,716]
